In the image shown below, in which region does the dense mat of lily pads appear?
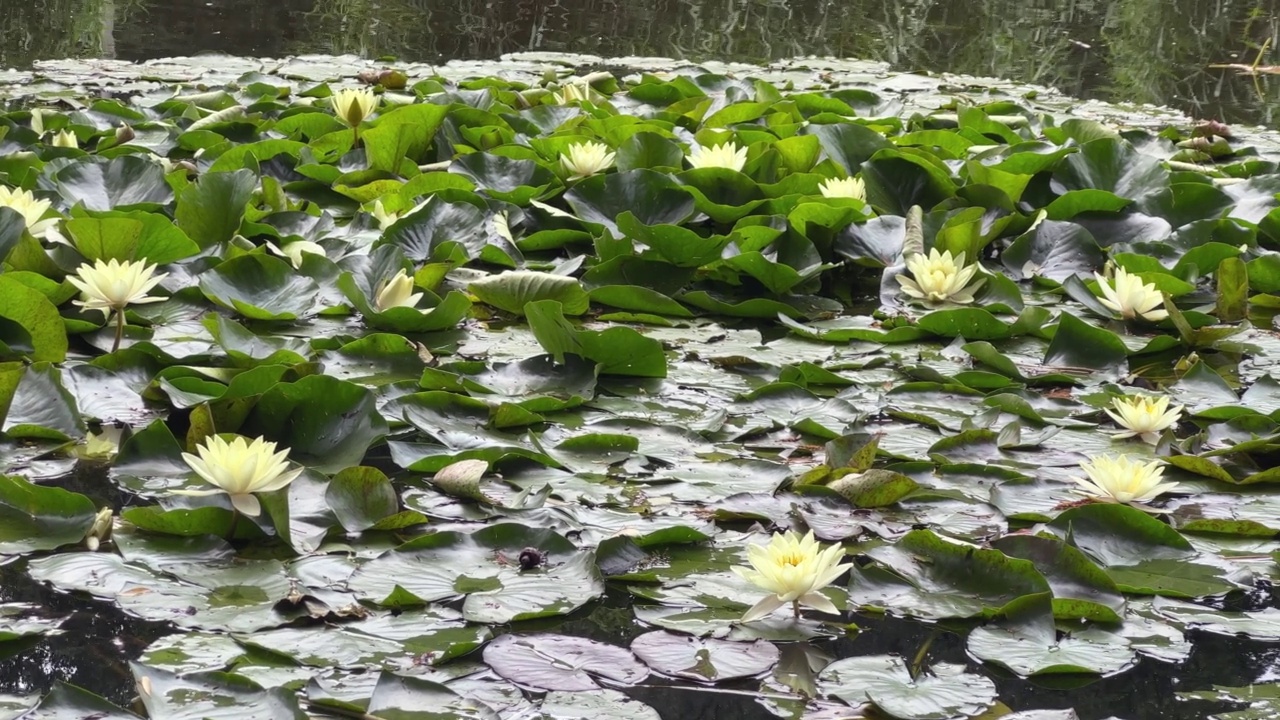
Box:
[4,53,1280,719]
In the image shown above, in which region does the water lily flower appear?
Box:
[67,258,168,352]
[83,508,113,552]
[560,141,615,180]
[67,258,168,317]
[331,87,377,128]
[1073,455,1179,506]
[0,186,57,237]
[554,80,591,105]
[688,141,747,172]
[1105,395,1183,444]
[370,198,430,231]
[375,270,423,312]
[178,435,304,517]
[269,240,326,269]
[819,176,866,201]
[371,199,399,230]
[895,248,985,304]
[51,130,78,149]
[732,530,852,622]
[1094,267,1168,322]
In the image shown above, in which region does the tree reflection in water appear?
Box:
[1,0,1279,124]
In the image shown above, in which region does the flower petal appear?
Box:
[740,594,786,623]
[798,591,840,615]
[229,493,262,517]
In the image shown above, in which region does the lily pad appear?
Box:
[629,631,779,682]
[818,655,998,720]
[347,524,605,623]
[482,633,648,691]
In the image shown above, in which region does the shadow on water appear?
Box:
[2,0,1280,125]
[1,567,1269,718]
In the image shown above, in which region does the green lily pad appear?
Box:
[347,524,604,623]
[200,254,321,320]
[0,476,96,555]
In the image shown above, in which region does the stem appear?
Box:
[111,309,125,353]
[792,600,801,618]
[1254,37,1272,72]
[352,125,361,148]
[909,629,940,681]
[228,506,241,540]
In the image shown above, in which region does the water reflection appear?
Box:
[2,0,1280,124]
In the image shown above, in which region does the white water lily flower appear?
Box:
[1073,455,1179,505]
[331,88,377,128]
[51,130,78,149]
[67,258,168,317]
[560,141,615,180]
[688,141,747,172]
[819,176,866,201]
[371,199,399,230]
[732,530,852,622]
[1094,267,1168,322]
[554,81,591,105]
[0,186,57,237]
[370,198,429,231]
[83,507,113,552]
[1106,395,1184,444]
[375,270,423,312]
[177,435,304,517]
[896,248,985,304]
[269,240,326,269]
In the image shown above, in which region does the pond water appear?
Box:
[5,0,1280,126]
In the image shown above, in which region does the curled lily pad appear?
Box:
[469,270,589,316]
[0,276,67,363]
[849,529,1050,619]
[0,475,97,554]
[525,300,667,377]
[337,244,472,332]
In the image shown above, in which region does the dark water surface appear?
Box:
[5,0,1280,126]
[0,561,1270,719]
